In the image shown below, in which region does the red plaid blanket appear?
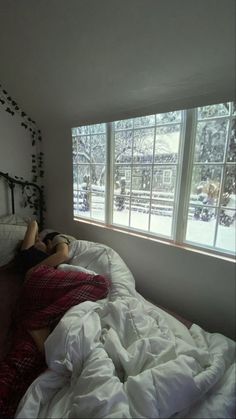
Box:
[0,265,111,418]
[19,265,111,330]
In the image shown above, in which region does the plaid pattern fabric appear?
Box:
[19,265,111,329]
[0,328,46,418]
[0,266,111,418]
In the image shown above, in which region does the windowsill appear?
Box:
[73,217,236,263]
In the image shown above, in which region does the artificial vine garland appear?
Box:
[0,83,46,225]
[0,83,44,183]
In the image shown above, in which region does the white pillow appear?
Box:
[58,263,97,275]
[0,224,27,266]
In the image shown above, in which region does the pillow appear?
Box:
[0,224,27,267]
[0,214,31,226]
[58,263,97,275]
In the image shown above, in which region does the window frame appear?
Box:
[183,104,235,256]
[72,103,235,259]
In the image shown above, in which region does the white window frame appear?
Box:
[72,103,235,259]
[182,103,235,254]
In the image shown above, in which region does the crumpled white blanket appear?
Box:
[16,240,236,419]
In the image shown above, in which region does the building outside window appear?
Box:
[72,102,236,257]
[163,169,172,185]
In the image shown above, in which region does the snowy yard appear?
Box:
[74,206,236,254]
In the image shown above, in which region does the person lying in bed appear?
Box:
[0,220,111,419]
[15,220,75,277]
[14,220,76,352]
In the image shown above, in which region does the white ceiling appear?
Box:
[0,0,235,128]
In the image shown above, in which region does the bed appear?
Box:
[0,172,235,419]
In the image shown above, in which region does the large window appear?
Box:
[72,102,236,257]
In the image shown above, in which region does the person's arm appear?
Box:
[21,220,38,250]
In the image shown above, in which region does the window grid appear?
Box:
[213,104,235,249]
[112,115,182,238]
[72,102,235,257]
[183,103,235,254]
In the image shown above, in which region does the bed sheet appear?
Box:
[16,240,236,419]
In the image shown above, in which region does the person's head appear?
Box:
[42,231,60,245]
[42,231,60,253]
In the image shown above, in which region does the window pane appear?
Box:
[74,165,90,188]
[133,128,154,163]
[131,166,152,196]
[89,123,106,134]
[115,130,133,163]
[233,102,236,115]
[114,165,131,195]
[73,165,78,189]
[73,190,79,214]
[217,209,236,252]
[186,206,217,246]
[152,166,177,197]
[91,193,105,222]
[74,190,91,218]
[130,199,150,231]
[190,165,222,206]
[198,103,230,119]
[194,120,228,163]
[72,138,77,162]
[91,134,106,163]
[150,201,173,237]
[133,115,155,128]
[155,125,180,163]
[90,164,106,189]
[227,118,236,162]
[221,165,236,207]
[114,118,133,130]
[156,110,182,124]
[113,196,130,226]
[76,135,90,163]
[74,125,90,135]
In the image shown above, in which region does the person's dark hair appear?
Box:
[42,231,60,244]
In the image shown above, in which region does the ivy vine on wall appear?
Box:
[0,83,46,225]
[0,83,44,183]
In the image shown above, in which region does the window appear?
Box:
[72,102,236,257]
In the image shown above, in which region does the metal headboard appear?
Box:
[0,171,44,229]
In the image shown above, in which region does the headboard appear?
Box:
[0,171,44,229]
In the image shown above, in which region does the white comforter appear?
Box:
[16,240,236,418]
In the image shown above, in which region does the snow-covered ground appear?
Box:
[74,207,235,254]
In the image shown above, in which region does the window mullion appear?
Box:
[129,123,134,227]
[174,108,197,244]
[148,115,157,231]
[105,122,114,224]
[213,108,233,247]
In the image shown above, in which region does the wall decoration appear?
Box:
[0,170,45,229]
[0,83,46,223]
[0,84,44,184]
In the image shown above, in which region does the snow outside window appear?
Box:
[72,102,236,258]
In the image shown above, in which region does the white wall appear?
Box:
[43,124,236,340]
[0,108,32,176]
[0,107,33,215]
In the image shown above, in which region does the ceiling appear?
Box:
[0,0,235,128]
